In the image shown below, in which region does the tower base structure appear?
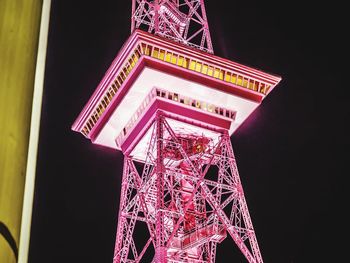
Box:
[113,112,262,263]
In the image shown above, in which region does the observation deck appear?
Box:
[72,29,281,154]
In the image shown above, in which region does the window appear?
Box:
[177,56,184,66]
[243,78,248,88]
[207,66,213,76]
[237,76,243,86]
[201,64,208,74]
[165,52,172,62]
[225,72,231,82]
[159,49,165,60]
[231,74,237,84]
[171,54,177,64]
[195,62,202,72]
[152,47,159,59]
[189,60,196,70]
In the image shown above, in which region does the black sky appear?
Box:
[29,0,348,262]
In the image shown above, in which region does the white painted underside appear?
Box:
[94,67,259,150]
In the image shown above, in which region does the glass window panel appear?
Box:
[248,80,254,90]
[189,60,196,70]
[214,68,220,78]
[225,72,231,82]
[177,56,184,66]
[171,54,177,64]
[165,52,171,62]
[159,49,165,60]
[260,83,265,93]
[231,74,237,84]
[237,76,243,86]
[207,66,213,76]
[152,47,159,58]
[195,62,202,72]
[243,78,248,87]
[219,70,224,80]
[182,57,188,68]
[202,64,208,74]
[253,81,258,91]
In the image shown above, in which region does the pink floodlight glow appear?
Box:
[72,2,281,262]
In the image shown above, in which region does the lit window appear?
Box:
[253,81,258,91]
[165,52,172,62]
[248,80,254,90]
[213,68,220,78]
[152,47,159,58]
[195,62,202,72]
[102,100,107,108]
[159,49,165,60]
[219,70,224,80]
[225,73,231,82]
[243,78,248,87]
[189,60,196,70]
[174,93,178,101]
[171,54,177,64]
[177,56,184,66]
[202,64,208,74]
[260,83,265,93]
[207,66,213,76]
[231,74,237,84]
[237,76,243,86]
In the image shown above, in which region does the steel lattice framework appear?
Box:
[113,113,263,263]
[73,1,281,262]
[131,0,213,53]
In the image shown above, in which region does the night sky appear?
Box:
[29,1,347,262]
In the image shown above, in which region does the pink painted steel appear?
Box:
[112,113,263,263]
[131,0,213,53]
[72,1,278,262]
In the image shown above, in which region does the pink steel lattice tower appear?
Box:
[72,1,281,262]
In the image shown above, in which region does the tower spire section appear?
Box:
[131,0,214,53]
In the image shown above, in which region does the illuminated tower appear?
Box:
[72,1,281,262]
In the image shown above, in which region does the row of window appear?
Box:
[141,43,271,95]
[155,88,236,120]
[82,45,143,136]
[115,87,236,147]
[83,40,270,137]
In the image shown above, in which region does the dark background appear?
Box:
[29,0,348,262]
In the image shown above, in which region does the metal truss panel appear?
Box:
[112,113,263,263]
[132,0,213,53]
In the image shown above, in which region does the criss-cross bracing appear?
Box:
[73,1,281,262]
[113,113,263,263]
[131,0,213,53]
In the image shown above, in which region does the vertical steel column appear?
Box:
[155,113,166,262]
